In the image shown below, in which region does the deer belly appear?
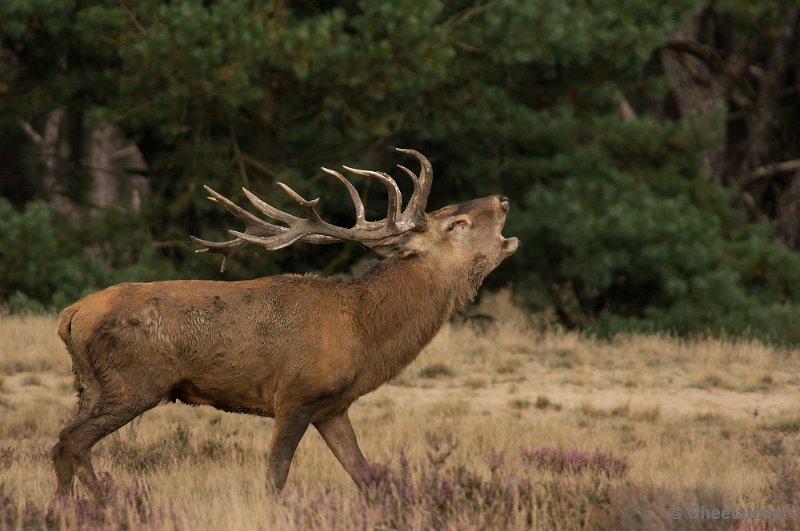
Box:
[167,378,275,417]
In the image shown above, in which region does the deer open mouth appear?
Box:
[500,229,519,252]
[497,210,519,252]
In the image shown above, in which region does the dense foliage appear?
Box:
[3,0,800,343]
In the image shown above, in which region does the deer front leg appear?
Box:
[314,410,369,492]
[266,409,312,492]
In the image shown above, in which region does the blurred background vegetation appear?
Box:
[2,0,800,343]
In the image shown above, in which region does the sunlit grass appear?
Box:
[2,292,800,529]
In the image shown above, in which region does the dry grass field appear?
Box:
[2,291,800,529]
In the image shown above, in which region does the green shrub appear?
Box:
[508,116,800,344]
[0,199,181,312]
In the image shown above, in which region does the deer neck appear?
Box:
[351,254,477,394]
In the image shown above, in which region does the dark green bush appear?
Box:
[507,116,800,344]
[0,199,183,312]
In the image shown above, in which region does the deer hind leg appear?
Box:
[53,349,102,495]
[52,440,77,496]
[53,408,94,496]
[314,410,369,492]
[57,387,159,497]
[53,403,92,495]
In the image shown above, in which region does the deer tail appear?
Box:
[58,304,101,417]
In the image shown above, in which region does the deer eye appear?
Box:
[447,218,470,231]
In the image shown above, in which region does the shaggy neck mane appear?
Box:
[350,253,490,393]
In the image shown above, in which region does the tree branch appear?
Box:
[241,154,280,180]
[229,121,250,188]
[16,118,43,145]
[116,0,146,33]
[741,159,800,187]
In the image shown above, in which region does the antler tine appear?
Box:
[204,186,274,229]
[190,235,246,254]
[200,186,292,240]
[395,148,432,228]
[189,236,247,273]
[228,228,308,251]
[397,164,421,208]
[342,166,402,226]
[322,167,366,225]
[396,164,418,182]
[242,187,301,225]
[276,182,321,211]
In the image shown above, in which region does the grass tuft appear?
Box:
[418,363,455,379]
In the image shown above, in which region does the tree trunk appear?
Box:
[660,4,800,247]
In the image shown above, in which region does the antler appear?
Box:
[191,148,433,271]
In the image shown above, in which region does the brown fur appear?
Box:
[52,195,518,495]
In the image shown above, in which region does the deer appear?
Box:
[52,148,519,496]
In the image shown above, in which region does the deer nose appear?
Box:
[499,196,510,212]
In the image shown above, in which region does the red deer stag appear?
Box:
[53,148,519,495]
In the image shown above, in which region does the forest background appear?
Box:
[3,0,800,344]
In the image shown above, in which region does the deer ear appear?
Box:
[366,231,427,258]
